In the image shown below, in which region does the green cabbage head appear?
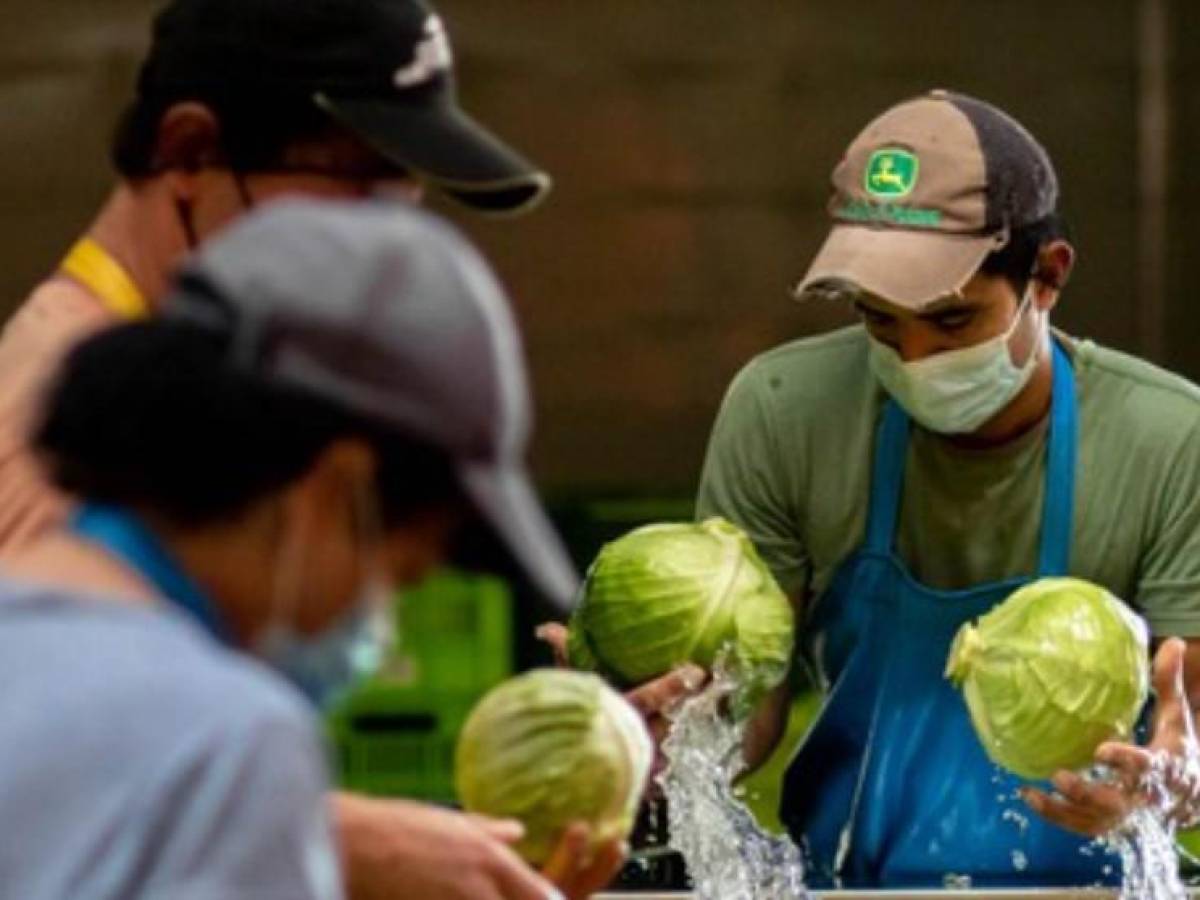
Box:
[567,517,793,715]
[945,576,1150,780]
[455,669,653,865]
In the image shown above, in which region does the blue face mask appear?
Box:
[257,579,395,708]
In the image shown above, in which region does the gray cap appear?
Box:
[163,199,578,609]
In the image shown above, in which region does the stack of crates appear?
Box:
[326,568,513,805]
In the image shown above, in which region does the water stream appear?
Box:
[656,667,1194,898]
[657,663,809,899]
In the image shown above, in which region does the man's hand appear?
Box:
[535,622,707,745]
[334,793,624,899]
[1022,637,1200,836]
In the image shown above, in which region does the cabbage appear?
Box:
[567,517,793,714]
[945,576,1150,780]
[454,669,653,864]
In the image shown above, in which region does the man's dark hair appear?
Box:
[111,90,339,177]
[978,214,1071,294]
[35,320,465,527]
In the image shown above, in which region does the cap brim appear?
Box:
[795,225,998,309]
[316,92,552,216]
[457,461,579,611]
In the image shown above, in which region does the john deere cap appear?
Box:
[796,90,1059,308]
[137,0,550,214]
[165,200,579,609]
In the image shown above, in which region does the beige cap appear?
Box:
[796,90,1058,309]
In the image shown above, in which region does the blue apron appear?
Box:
[781,341,1115,887]
[69,504,229,643]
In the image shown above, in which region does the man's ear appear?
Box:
[1034,240,1076,291]
[151,102,225,176]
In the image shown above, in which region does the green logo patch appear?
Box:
[864,148,918,199]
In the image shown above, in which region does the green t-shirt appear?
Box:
[696,325,1200,637]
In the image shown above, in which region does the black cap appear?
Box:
[165,199,580,609]
[137,0,551,214]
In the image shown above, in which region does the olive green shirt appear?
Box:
[696,325,1200,637]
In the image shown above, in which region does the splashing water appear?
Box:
[658,661,809,899]
[1091,755,1196,900]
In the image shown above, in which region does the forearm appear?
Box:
[741,680,793,772]
[1178,639,1200,713]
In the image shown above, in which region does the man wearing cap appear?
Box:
[0,2,611,898]
[0,0,550,551]
[698,90,1200,886]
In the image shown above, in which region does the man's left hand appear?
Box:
[1022,637,1200,836]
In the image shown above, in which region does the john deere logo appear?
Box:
[865,149,918,199]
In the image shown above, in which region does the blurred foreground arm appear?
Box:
[334,793,624,900]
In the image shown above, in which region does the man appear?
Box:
[0,200,618,899]
[0,0,551,551]
[697,89,1200,887]
[0,2,596,897]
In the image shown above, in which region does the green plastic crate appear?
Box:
[327,568,513,802]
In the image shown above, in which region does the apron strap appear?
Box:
[863,337,1078,567]
[1036,339,1077,575]
[863,400,910,553]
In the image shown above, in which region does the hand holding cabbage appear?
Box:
[564,518,794,719]
[943,576,1189,837]
[1023,637,1200,837]
[946,576,1149,781]
[456,669,654,867]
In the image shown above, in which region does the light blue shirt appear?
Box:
[0,582,343,900]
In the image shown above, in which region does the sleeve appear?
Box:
[695,360,810,600]
[140,707,344,900]
[1134,420,1200,638]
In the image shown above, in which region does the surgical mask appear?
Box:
[257,577,395,708]
[867,286,1045,434]
[256,486,396,708]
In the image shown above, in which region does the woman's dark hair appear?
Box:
[111,90,339,177]
[35,320,465,527]
[978,214,1071,294]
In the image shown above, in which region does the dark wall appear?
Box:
[0,2,1191,499]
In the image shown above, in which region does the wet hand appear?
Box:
[1022,637,1200,835]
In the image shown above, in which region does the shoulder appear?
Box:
[0,279,115,360]
[0,588,314,753]
[738,325,869,389]
[1073,338,1200,439]
[721,326,871,414]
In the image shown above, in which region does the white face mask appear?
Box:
[867,286,1045,434]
